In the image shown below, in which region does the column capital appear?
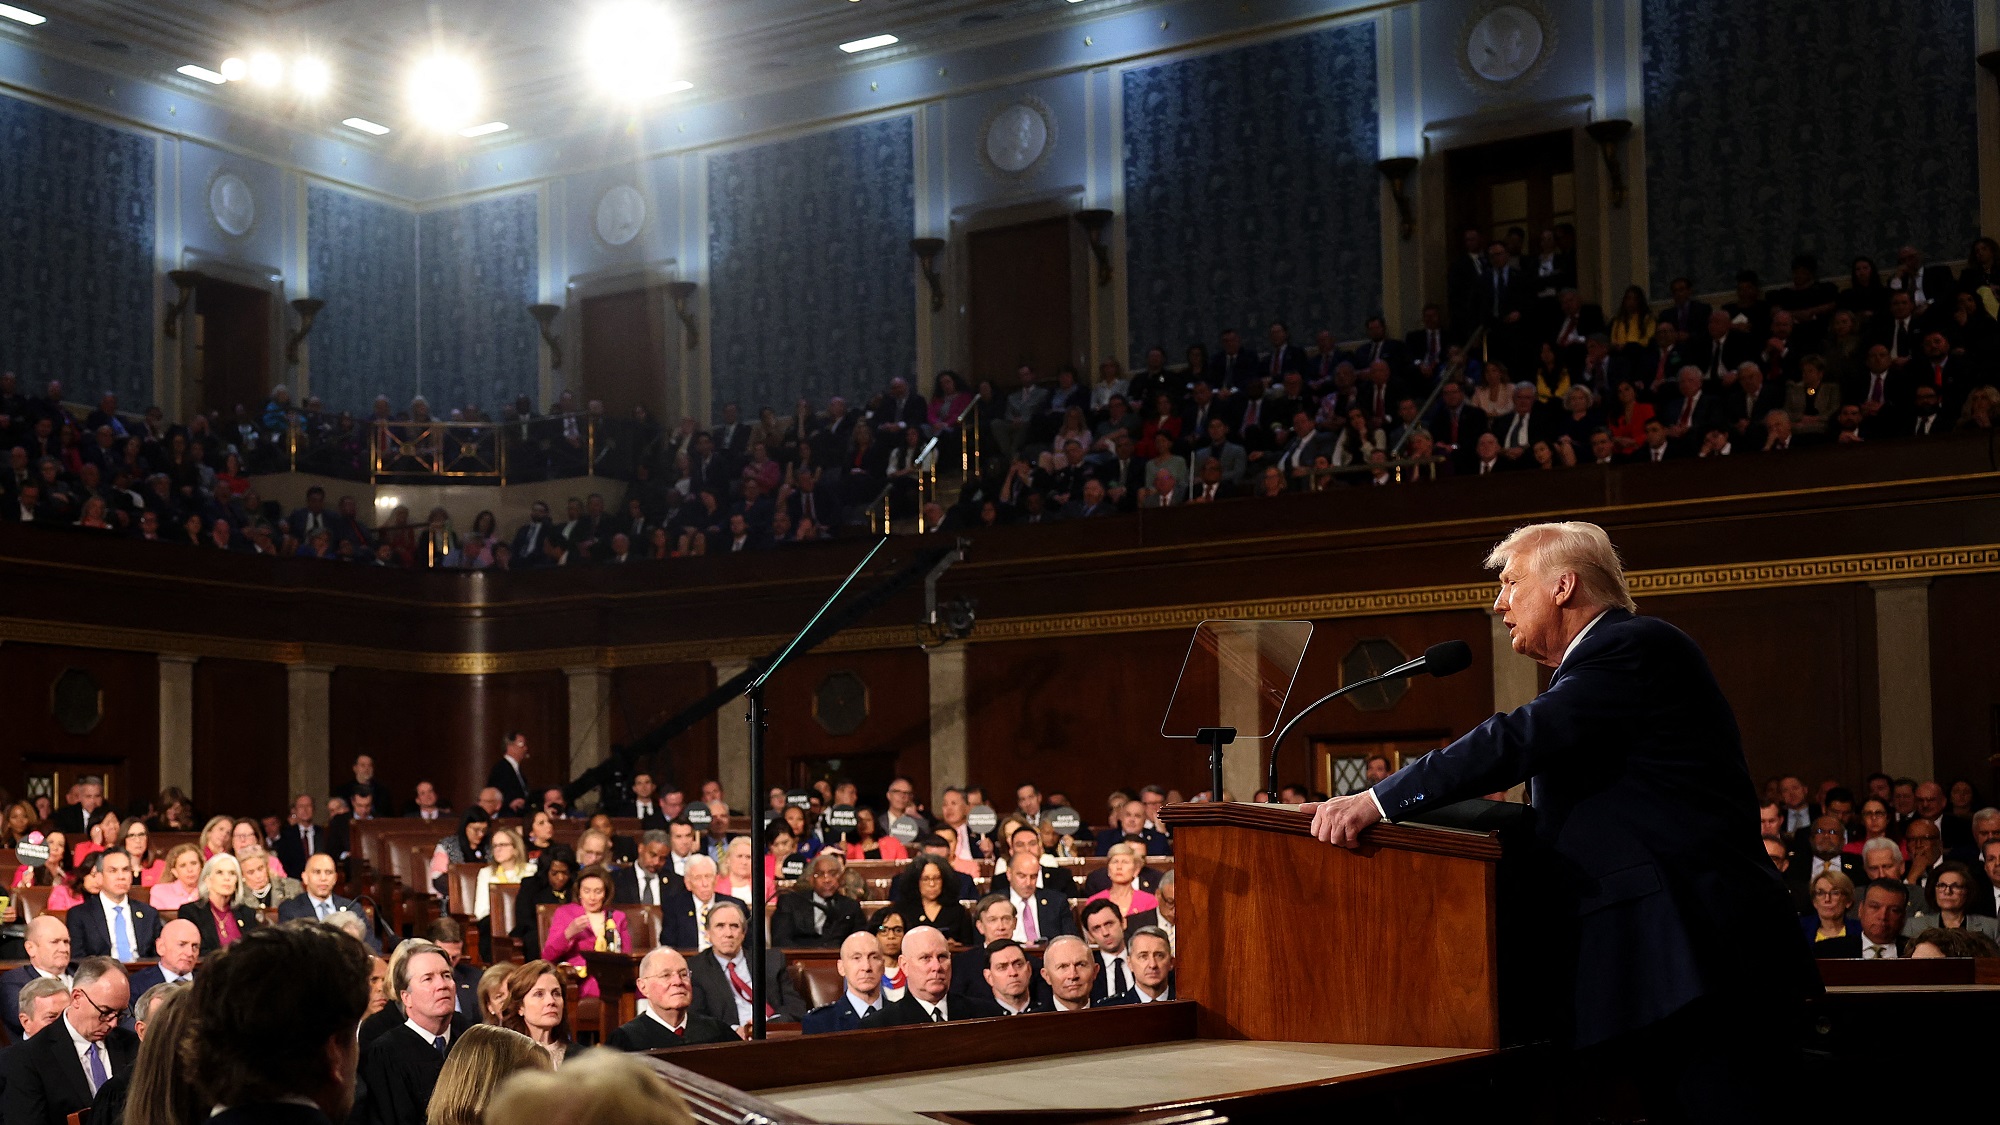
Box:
[1868,577,1934,592]
[157,652,201,667]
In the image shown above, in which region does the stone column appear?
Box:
[287,664,333,803]
[711,659,751,811]
[927,645,967,796]
[564,664,613,781]
[1871,579,1935,781]
[157,654,198,796]
[1489,613,1540,802]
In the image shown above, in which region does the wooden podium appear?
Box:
[1158,799,1537,1050]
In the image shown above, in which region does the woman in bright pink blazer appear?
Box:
[540,865,628,998]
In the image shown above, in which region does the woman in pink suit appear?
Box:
[540,865,628,998]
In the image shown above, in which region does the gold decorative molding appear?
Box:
[7,542,2000,674]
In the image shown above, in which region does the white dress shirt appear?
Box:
[64,1014,110,1091]
[642,1001,687,1033]
[1097,949,1131,995]
[718,952,754,1026]
[1861,940,1898,959]
[912,994,949,1022]
[671,851,690,877]
[405,1016,452,1046]
[633,868,665,906]
[98,894,140,957]
[1009,889,1039,944]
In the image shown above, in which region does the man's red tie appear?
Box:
[1934,362,1946,388]
[1679,397,1694,426]
[726,961,776,1017]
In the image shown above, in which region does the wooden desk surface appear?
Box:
[756,1040,1486,1125]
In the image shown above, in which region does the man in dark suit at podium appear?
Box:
[1306,520,1813,1124]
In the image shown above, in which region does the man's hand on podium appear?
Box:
[1303,793,1382,848]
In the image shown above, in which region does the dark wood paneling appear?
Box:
[0,644,158,815]
[1645,587,1875,787]
[968,216,1075,385]
[581,286,674,421]
[610,662,719,796]
[192,658,289,818]
[194,277,271,417]
[330,669,567,814]
[761,648,929,807]
[1928,574,2000,797]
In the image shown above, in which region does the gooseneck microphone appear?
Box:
[1264,640,1473,798]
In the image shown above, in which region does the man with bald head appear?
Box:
[1031,935,1098,1012]
[1306,520,1810,1123]
[0,917,71,1038]
[605,947,736,1049]
[126,919,200,999]
[802,931,888,1034]
[860,925,1003,1026]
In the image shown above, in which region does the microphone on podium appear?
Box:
[1264,640,1473,798]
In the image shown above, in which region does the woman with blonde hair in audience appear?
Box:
[1471,361,1515,418]
[149,841,204,912]
[0,800,37,848]
[233,846,301,910]
[501,959,579,1068]
[11,829,65,890]
[1957,385,2000,430]
[844,806,908,861]
[480,961,516,1023]
[180,852,258,952]
[122,819,166,886]
[485,1048,694,1125]
[425,1023,553,1125]
[1802,869,1858,946]
[893,854,975,947]
[541,865,627,997]
[121,983,203,1125]
[477,828,534,921]
[50,850,104,911]
[75,494,114,531]
[716,834,772,902]
[198,815,235,860]
[1088,843,1160,919]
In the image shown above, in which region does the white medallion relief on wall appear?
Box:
[1459,2,1555,90]
[978,96,1056,182]
[208,171,256,237]
[595,184,647,247]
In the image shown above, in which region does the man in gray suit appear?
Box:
[1188,417,1247,484]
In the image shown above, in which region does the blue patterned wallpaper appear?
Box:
[0,93,156,407]
[1122,23,1381,363]
[1642,0,1979,295]
[308,185,418,413]
[418,192,540,413]
[708,116,916,412]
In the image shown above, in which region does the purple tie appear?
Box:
[87,1042,108,1093]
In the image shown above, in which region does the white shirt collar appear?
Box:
[642,1001,687,1032]
[914,994,947,1021]
[405,1017,450,1045]
[844,989,881,1020]
[994,993,1032,1015]
[1558,609,1613,669]
[1052,995,1088,1012]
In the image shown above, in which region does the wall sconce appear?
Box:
[909,238,946,312]
[1585,119,1634,208]
[527,303,564,369]
[285,298,325,365]
[1074,209,1115,287]
[1376,158,1420,240]
[164,270,204,339]
[665,282,700,351]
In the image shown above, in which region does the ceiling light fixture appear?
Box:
[408,53,481,132]
[583,1,683,101]
[341,117,391,136]
[177,64,227,84]
[248,51,284,86]
[459,120,509,138]
[0,4,47,26]
[219,56,248,81]
[291,56,331,97]
[839,33,898,53]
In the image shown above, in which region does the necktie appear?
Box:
[644,874,656,906]
[112,905,133,961]
[1679,396,1695,426]
[1866,944,1886,959]
[1933,362,1945,388]
[671,1023,684,1038]
[931,1005,945,1023]
[87,1043,107,1093]
[1022,897,1039,944]
[1869,374,1885,404]
[1109,957,1127,995]
[726,960,775,1016]
[433,1035,449,1058]
[315,899,329,921]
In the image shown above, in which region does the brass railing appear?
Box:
[369,419,507,482]
[867,397,981,535]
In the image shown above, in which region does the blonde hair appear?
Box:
[163,842,204,884]
[199,815,236,855]
[1811,868,1855,902]
[485,1048,694,1125]
[488,828,529,878]
[1485,521,1637,613]
[478,962,516,1023]
[425,1024,551,1125]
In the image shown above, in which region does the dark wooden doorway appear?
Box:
[967,217,1075,386]
[193,277,271,416]
[581,287,675,422]
[1445,129,1577,273]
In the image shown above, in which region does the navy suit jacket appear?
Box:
[801,995,883,1034]
[0,966,60,1039]
[1370,608,1816,1047]
[69,894,161,960]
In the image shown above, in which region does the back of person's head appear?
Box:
[485,1048,695,1125]
[189,922,371,1113]
[125,984,201,1125]
[424,1024,551,1125]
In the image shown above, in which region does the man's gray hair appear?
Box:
[135,980,189,1025]
[640,829,671,847]
[683,854,717,878]
[73,956,127,990]
[1512,381,1538,394]
[1861,836,1901,861]
[324,910,367,943]
[1157,870,1174,891]
[1484,522,1637,613]
[1128,925,1173,952]
[1970,806,2000,827]
[18,976,67,1019]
